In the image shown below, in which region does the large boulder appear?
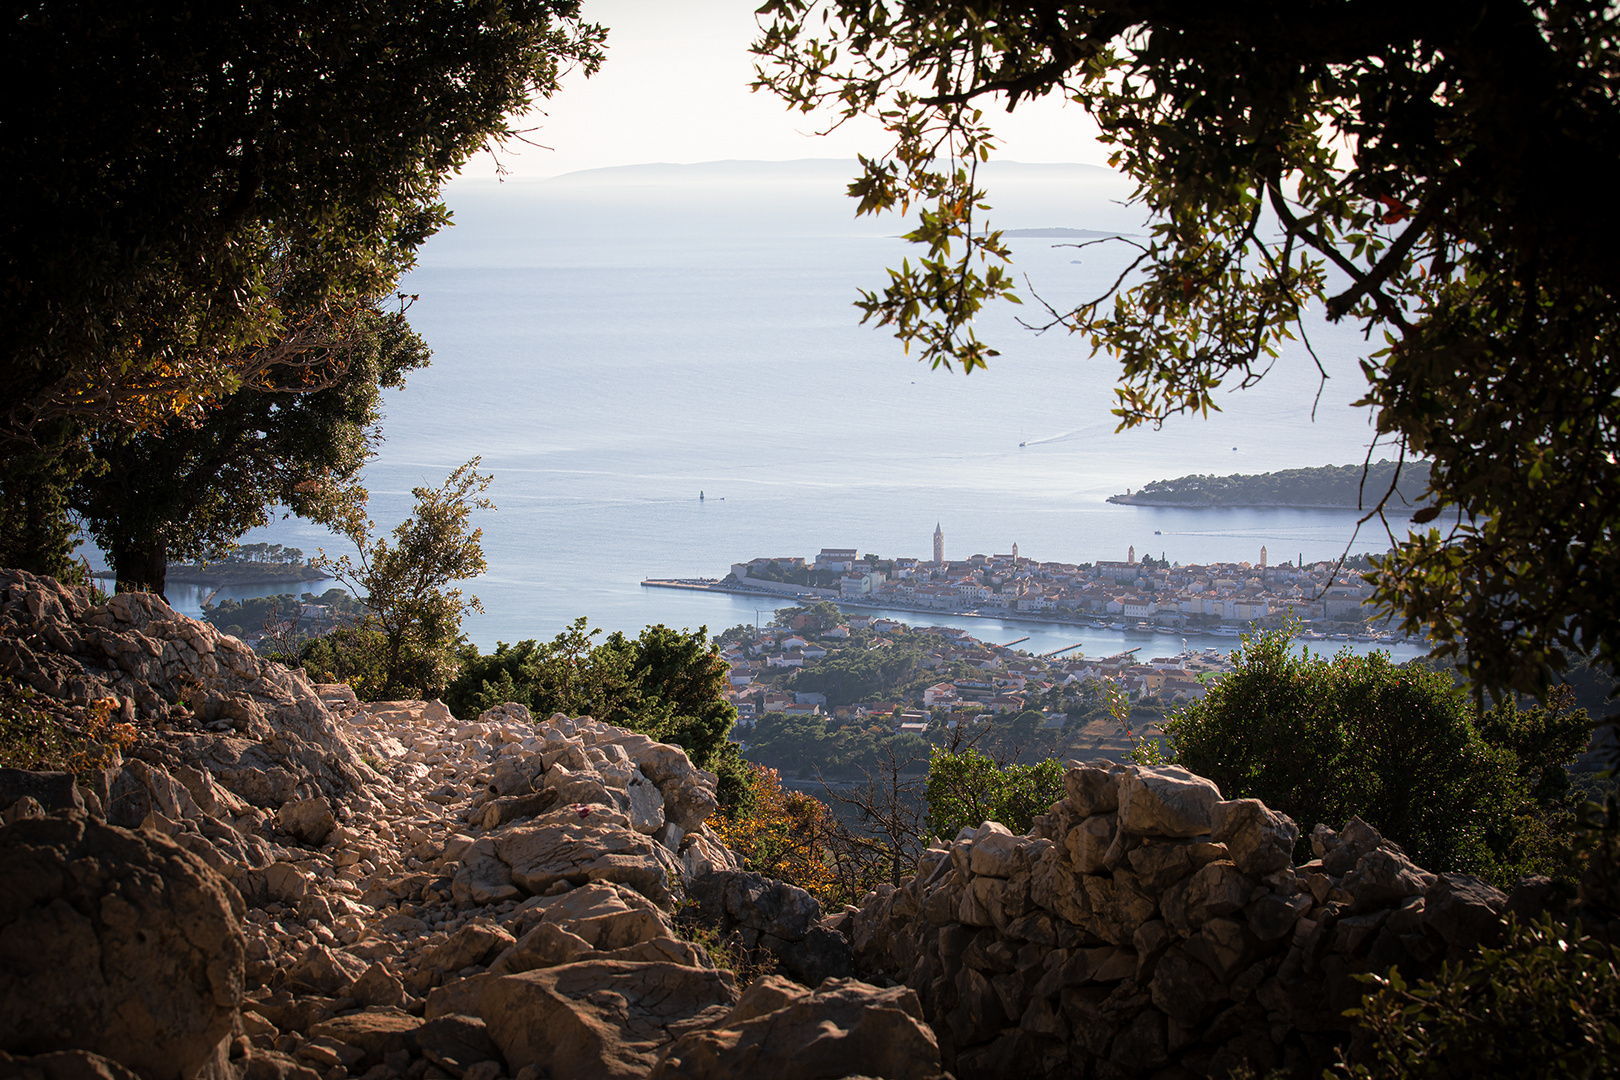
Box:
[0,814,245,1080]
[0,770,85,817]
[649,976,945,1080]
[1117,766,1223,838]
[0,1050,142,1080]
[478,960,739,1079]
[492,819,674,904]
[0,569,370,804]
[687,871,853,987]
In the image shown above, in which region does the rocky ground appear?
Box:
[0,570,941,1080]
[0,568,1557,1079]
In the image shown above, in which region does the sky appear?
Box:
[456,0,1107,180]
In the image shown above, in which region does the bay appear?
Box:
[175,160,1425,662]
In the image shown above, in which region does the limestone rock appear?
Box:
[347,963,406,1009]
[479,960,740,1079]
[0,770,85,818]
[491,922,594,975]
[0,1050,141,1080]
[415,1014,502,1078]
[494,820,673,904]
[276,797,336,846]
[1424,873,1508,950]
[522,881,671,951]
[421,923,515,974]
[689,871,854,986]
[451,837,521,906]
[306,1011,422,1069]
[0,814,244,1080]
[1063,762,1121,816]
[1210,799,1298,875]
[1117,765,1223,838]
[648,977,945,1080]
[627,770,666,835]
[284,943,368,995]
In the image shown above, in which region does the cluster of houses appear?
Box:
[730,538,1389,632]
[717,615,1236,734]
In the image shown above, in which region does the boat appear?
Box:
[1212,626,1242,636]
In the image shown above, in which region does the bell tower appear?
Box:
[933,523,944,565]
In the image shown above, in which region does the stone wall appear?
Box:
[842,760,1515,1078]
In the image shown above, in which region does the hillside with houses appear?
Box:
[711,603,1240,779]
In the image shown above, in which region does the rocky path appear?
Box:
[0,570,942,1080]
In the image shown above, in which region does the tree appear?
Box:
[1164,627,1593,886]
[316,460,493,699]
[753,2,1620,706]
[1,1,605,448]
[0,420,95,581]
[802,601,849,634]
[924,746,1066,841]
[71,305,429,597]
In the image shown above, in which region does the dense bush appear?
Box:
[924,747,1066,841]
[1166,627,1592,886]
[1340,916,1620,1079]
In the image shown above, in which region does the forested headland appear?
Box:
[1108,460,1432,510]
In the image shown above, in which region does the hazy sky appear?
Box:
[457,0,1106,179]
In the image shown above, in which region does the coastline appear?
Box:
[1105,494,1376,509]
[640,577,1417,644]
[95,565,334,587]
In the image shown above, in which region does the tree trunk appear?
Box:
[112,536,168,601]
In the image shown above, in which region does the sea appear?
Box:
[151,159,1429,665]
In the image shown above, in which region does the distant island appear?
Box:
[165,543,330,586]
[1108,460,1432,510]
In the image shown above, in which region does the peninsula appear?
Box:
[647,532,1404,639]
[164,543,330,586]
[1108,460,1432,509]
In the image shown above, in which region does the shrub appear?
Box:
[924,746,1065,840]
[1339,916,1620,1079]
[711,763,837,903]
[1165,626,1591,886]
[0,679,135,773]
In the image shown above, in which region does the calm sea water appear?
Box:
[165,160,1426,663]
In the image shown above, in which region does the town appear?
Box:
[702,527,1403,637]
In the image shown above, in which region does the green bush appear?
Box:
[1339,916,1620,1079]
[1164,626,1591,887]
[924,747,1065,840]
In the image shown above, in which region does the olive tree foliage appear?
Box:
[0,1,606,445]
[752,1,1620,703]
[70,304,430,598]
[311,461,492,699]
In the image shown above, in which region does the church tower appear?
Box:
[933,523,944,565]
[1012,541,1019,562]
[1260,545,1268,569]
[1127,544,1135,565]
